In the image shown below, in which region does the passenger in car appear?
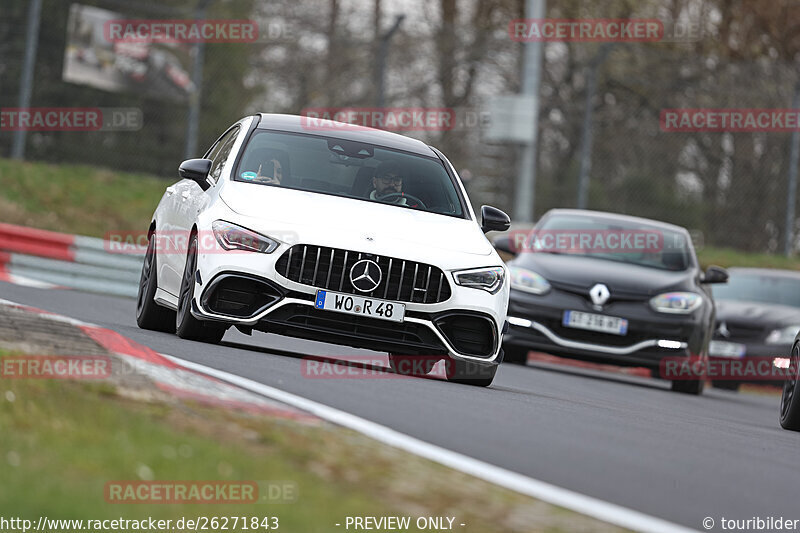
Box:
[255,156,283,185]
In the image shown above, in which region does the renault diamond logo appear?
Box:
[716,321,730,338]
[589,283,610,306]
[350,259,382,293]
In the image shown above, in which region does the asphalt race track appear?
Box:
[2,280,796,531]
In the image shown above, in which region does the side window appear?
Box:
[208,126,240,183]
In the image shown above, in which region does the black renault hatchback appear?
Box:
[497,209,728,394]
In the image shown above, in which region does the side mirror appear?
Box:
[701,265,728,284]
[493,235,517,256]
[179,158,213,191]
[480,205,511,233]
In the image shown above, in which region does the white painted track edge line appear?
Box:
[162,353,699,533]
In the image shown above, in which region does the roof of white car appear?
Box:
[255,113,437,157]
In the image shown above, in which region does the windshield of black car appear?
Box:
[712,274,800,307]
[526,214,693,271]
[234,130,466,218]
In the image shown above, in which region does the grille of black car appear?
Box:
[541,318,687,347]
[275,244,452,304]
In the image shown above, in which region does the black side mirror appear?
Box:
[179,158,213,191]
[480,205,511,233]
[701,265,728,284]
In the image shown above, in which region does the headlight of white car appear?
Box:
[649,292,703,314]
[212,220,280,253]
[508,266,550,295]
[765,325,800,345]
[453,267,505,294]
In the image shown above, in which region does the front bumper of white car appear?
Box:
[189,240,507,364]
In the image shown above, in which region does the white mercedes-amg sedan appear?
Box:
[136,113,511,386]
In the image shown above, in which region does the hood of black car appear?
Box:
[512,252,695,297]
[715,300,800,327]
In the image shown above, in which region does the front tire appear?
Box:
[136,234,176,332]
[780,343,800,430]
[176,235,226,344]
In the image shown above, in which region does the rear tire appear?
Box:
[136,234,176,332]
[445,357,497,387]
[176,235,226,344]
[780,343,800,430]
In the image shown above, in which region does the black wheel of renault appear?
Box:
[176,235,226,344]
[780,342,800,430]
[136,234,176,332]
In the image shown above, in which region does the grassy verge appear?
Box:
[697,246,800,270]
[0,347,624,533]
[0,157,166,238]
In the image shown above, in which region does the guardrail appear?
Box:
[0,223,143,298]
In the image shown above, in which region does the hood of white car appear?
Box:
[219,182,495,259]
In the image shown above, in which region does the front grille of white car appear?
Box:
[275,244,452,304]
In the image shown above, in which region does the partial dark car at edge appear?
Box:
[710,268,800,392]
[496,209,728,395]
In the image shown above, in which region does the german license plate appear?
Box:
[314,290,405,323]
[709,340,746,359]
[563,310,628,336]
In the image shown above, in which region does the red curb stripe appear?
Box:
[0,222,76,262]
[78,325,181,369]
[155,383,318,422]
[0,251,9,278]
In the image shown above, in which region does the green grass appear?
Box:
[0,349,623,533]
[0,157,166,238]
[697,246,800,271]
[0,351,390,531]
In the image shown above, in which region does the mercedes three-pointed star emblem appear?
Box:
[349,259,382,293]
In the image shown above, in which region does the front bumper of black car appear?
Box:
[502,288,707,370]
[708,339,791,385]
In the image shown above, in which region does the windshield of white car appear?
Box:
[712,274,800,307]
[527,214,693,271]
[234,130,467,218]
